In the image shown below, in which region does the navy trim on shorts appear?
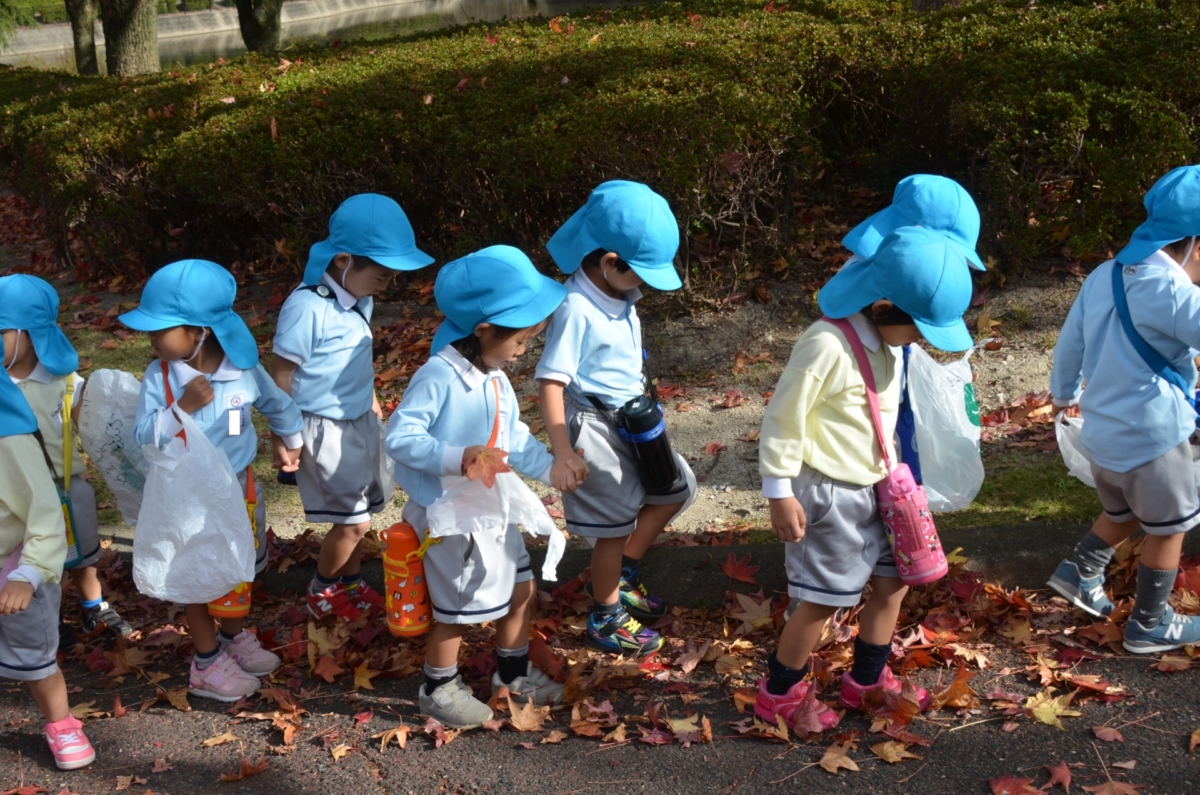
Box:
[516,565,532,574]
[0,659,57,673]
[1141,504,1200,528]
[308,507,372,517]
[1103,507,1133,517]
[431,599,513,617]
[566,518,638,529]
[788,579,864,596]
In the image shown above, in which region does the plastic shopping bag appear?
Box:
[1055,415,1096,488]
[133,409,256,604]
[426,472,566,581]
[76,369,147,526]
[907,344,985,512]
[378,417,396,506]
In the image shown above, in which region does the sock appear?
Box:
[620,555,641,581]
[194,647,221,671]
[424,662,458,694]
[1069,531,1117,580]
[496,644,530,685]
[849,637,892,686]
[310,572,338,592]
[339,574,362,592]
[217,629,239,647]
[590,601,623,622]
[81,597,103,610]
[1128,562,1177,629]
[765,651,809,696]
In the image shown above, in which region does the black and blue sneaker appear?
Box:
[1047,560,1115,618]
[1123,606,1200,654]
[585,608,663,656]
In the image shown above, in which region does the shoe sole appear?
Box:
[1121,638,1187,654]
[54,750,96,770]
[584,636,663,656]
[1046,576,1108,619]
[189,686,256,703]
[418,711,486,731]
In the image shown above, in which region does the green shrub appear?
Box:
[181,0,210,11]
[0,0,1198,285]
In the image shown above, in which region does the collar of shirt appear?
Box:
[8,360,53,386]
[321,272,363,311]
[846,312,882,353]
[170,356,243,385]
[435,345,501,391]
[1141,248,1185,273]
[573,271,643,319]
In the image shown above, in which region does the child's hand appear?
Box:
[768,497,806,543]
[461,445,488,475]
[372,394,384,421]
[0,580,34,615]
[551,449,589,492]
[177,375,215,414]
[271,434,301,472]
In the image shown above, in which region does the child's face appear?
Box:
[147,326,205,362]
[330,255,397,300]
[601,255,644,295]
[477,321,548,368]
[869,301,923,346]
[0,329,36,370]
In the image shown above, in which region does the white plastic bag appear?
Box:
[426,472,566,581]
[133,409,256,604]
[378,417,396,506]
[907,344,985,512]
[76,369,147,526]
[1055,415,1096,488]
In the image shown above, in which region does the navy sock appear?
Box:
[620,555,641,581]
[849,637,892,686]
[424,662,458,694]
[496,644,530,685]
[765,651,809,696]
[339,574,362,590]
[81,597,103,610]
[194,647,221,670]
[590,600,623,619]
[218,629,238,645]
[311,572,338,591]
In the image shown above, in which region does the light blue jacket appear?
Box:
[386,346,553,508]
[135,358,303,473]
[1051,251,1200,472]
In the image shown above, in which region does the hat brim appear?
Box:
[546,209,596,274]
[915,317,974,353]
[1116,232,1176,266]
[844,208,986,271]
[28,325,79,376]
[490,277,568,330]
[817,258,883,319]
[118,307,192,332]
[630,261,683,291]
[210,312,261,370]
[303,239,436,285]
[430,318,472,355]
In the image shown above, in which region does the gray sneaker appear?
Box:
[1123,607,1200,654]
[1047,559,1115,618]
[491,663,565,707]
[419,676,494,729]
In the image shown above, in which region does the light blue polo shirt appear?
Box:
[134,357,303,473]
[535,272,645,410]
[273,274,375,421]
[385,346,553,508]
[1051,250,1200,473]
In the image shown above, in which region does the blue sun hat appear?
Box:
[842,174,985,271]
[0,274,79,376]
[819,225,974,352]
[546,181,682,291]
[431,245,567,353]
[119,260,260,370]
[303,193,434,285]
[1116,165,1200,265]
[0,338,38,438]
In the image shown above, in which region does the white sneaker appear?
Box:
[491,662,565,706]
[419,676,494,729]
[221,631,281,676]
[189,651,260,702]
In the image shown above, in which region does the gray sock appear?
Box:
[1069,531,1117,580]
[1128,562,1177,629]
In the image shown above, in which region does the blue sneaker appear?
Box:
[1047,560,1115,618]
[584,576,667,623]
[585,609,663,656]
[1123,607,1200,654]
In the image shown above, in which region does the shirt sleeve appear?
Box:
[249,365,303,446]
[0,435,68,587]
[384,364,458,478]
[758,334,841,491]
[502,378,554,480]
[273,293,320,365]
[1050,292,1086,404]
[134,364,175,449]
[535,304,589,386]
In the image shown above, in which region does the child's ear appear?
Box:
[329,253,353,273]
[474,322,494,337]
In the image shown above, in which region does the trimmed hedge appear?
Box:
[1,0,1199,285]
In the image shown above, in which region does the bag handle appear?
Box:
[822,316,893,471]
[1110,261,1197,411]
[62,375,74,483]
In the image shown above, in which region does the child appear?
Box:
[386,246,569,728]
[1049,165,1200,652]
[122,260,303,701]
[536,181,697,656]
[1,274,132,640]
[271,193,433,621]
[0,338,95,769]
[755,226,973,731]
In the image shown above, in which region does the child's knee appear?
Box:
[510,579,536,610]
[333,521,371,539]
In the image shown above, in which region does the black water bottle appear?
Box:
[619,395,681,495]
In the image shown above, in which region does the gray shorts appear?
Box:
[1091,436,1200,536]
[59,476,101,571]
[562,399,697,539]
[401,501,532,625]
[0,583,61,682]
[238,470,269,576]
[785,468,898,607]
[297,411,387,525]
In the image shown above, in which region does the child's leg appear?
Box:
[27,669,69,723]
[1128,531,1185,629]
[589,536,628,606]
[70,565,102,603]
[624,500,687,559]
[494,579,536,686]
[317,522,371,580]
[424,621,467,688]
[774,601,838,674]
[185,604,218,656]
[850,575,907,686]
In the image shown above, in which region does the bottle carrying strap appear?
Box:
[486,377,501,448]
[823,317,893,472]
[160,360,188,444]
[62,375,74,483]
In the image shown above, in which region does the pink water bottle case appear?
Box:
[825,318,948,587]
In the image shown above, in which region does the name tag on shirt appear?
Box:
[225,392,250,436]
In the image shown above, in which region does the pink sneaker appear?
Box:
[349,581,385,613]
[189,651,260,702]
[754,677,840,733]
[839,666,932,712]
[45,715,95,770]
[222,630,281,676]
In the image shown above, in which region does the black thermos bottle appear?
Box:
[619,395,681,495]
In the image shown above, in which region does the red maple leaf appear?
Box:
[1044,762,1072,792]
[989,777,1041,795]
[465,448,511,488]
[719,553,760,584]
[313,654,345,683]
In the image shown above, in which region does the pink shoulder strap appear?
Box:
[822,316,892,471]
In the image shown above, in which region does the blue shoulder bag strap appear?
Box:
[1110,261,1198,414]
[896,345,922,484]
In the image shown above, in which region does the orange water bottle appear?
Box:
[383,522,430,637]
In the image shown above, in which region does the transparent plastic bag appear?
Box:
[75,369,147,526]
[907,344,985,512]
[426,472,565,581]
[133,409,256,604]
[1054,415,1096,488]
[378,417,396,506]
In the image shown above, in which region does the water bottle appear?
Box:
[618,395,681,495]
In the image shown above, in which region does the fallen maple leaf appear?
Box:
[202,730,239,747]
[465,448,511,488]
[541,729,568,744]
[313,654,345,683]
[733,350,773,373]
[603,723,627,743]
[353,660,379,691]
[330,743,353,760]
[507,697,549,732]
[818,739,859,775]
[114,776,146,792]
[1044,761,1072,792]
[719,553,760,584]
[751,715,789,742]
[1080,782,1144,795]
[989,776,1041,795]
[871,740,921,764]
[1153,652,1193,672]
[933,665,979,709]
[1093,725,1126,743]
[372,721,411,752]
[164,686,191,712]
[1190,727,1200,752]
[218,755,269,782]
[703,441,726,455]
[112,694,128,718]
[1111,761,1136,771]
[1025,690,1081,730]
[718,390,745,409]
[151,757,173,773]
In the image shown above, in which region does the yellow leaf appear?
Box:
[603,723,627,743]
[751,715,789,742]
[977,308,1000,337]
[203,730,239,747]
[1188,727,1200,752]
[507,696,550,732]
[819,740,860,775]
[353,660,379,691]
[667,714,701,735]
[714,654,750,675]
[69,700,98,720]
[372,721,411,752]
[330,743,353,761]
[541,729,568,744]
[589,33,602,43]
[1024,689,1081,730]
[871,740,922,764]
[166,686,192,712]
[945,547,969,565]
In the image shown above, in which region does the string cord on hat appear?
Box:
[183,328,208,363]
[1181,236,1197,267]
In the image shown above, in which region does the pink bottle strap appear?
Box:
[822,316,892,471]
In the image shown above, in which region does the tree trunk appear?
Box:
[911,0,957,10]
[235,0,285,53]
[98,0,159,76]
[65,0,100,76]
